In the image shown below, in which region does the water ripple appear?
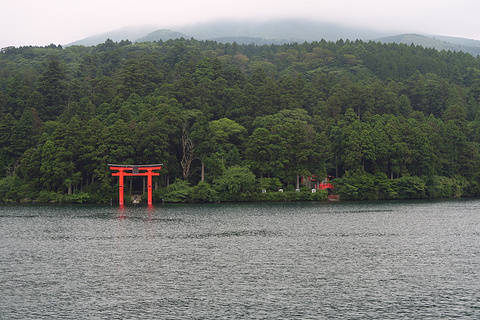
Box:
[1,200,479,319]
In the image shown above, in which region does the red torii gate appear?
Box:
[109,164,163,206]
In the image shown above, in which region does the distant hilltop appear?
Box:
[66,19,390,46]
[66,25,160,46]
[376,34,480,56]
[65,19,480,56]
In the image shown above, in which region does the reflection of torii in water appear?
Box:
[108,164,163,206]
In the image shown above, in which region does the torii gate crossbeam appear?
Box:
[109,164,162,206]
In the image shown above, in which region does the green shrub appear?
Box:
[256,177,283,192]
[0,177,14,202]
[425,175,470,198]
[214,166,256,201]
[189,182,218,203]
[161,180,192,203]
[393,176,427,199]
[334,173,378,200]
[253,188,327,202]
[63,192,91,204]
[84,182,116,203]
[36,190,62,203]
[335,172,429,200]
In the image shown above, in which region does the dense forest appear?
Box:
[1,37,480,203]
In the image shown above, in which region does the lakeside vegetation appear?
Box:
[1,38,480,203]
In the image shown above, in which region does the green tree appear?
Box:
[39,140,75,192]
[213,166,256,201]
[37,56,68,120]
[245,127,288,179]
[117,58,163,98]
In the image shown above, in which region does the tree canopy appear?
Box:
[1,38,480,202]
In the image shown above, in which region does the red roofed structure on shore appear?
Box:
[301,175,335,191]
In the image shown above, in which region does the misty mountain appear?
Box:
[376,34,480,56]
[67,25,159,46]
[175,19,389,43]
[65,19,389,47]
[210,37,289,45]
[135,29,189,42]
[65,19,480,56]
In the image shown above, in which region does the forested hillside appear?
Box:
[1,38,480,203]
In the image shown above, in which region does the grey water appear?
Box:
[0,200,479,319]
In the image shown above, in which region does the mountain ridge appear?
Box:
[376,34,480,56]
[67,25,159,46]
[65,19,390,46]
[65,19,480,56]
[135,29,190,43]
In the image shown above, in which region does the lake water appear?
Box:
[1,200,479,319]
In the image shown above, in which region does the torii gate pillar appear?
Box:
[109,164,162,206]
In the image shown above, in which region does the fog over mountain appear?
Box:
[67,25,160,46]
[67,19,389,46]
[175,20,389,42]
[66,19,480,56]
[3,0,480,48]
[376,34,480,56]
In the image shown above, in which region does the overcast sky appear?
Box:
[1,0,479,48]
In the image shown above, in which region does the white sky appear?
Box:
[1,0,480,47]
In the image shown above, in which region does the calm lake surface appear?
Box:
[1,200,479,319]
